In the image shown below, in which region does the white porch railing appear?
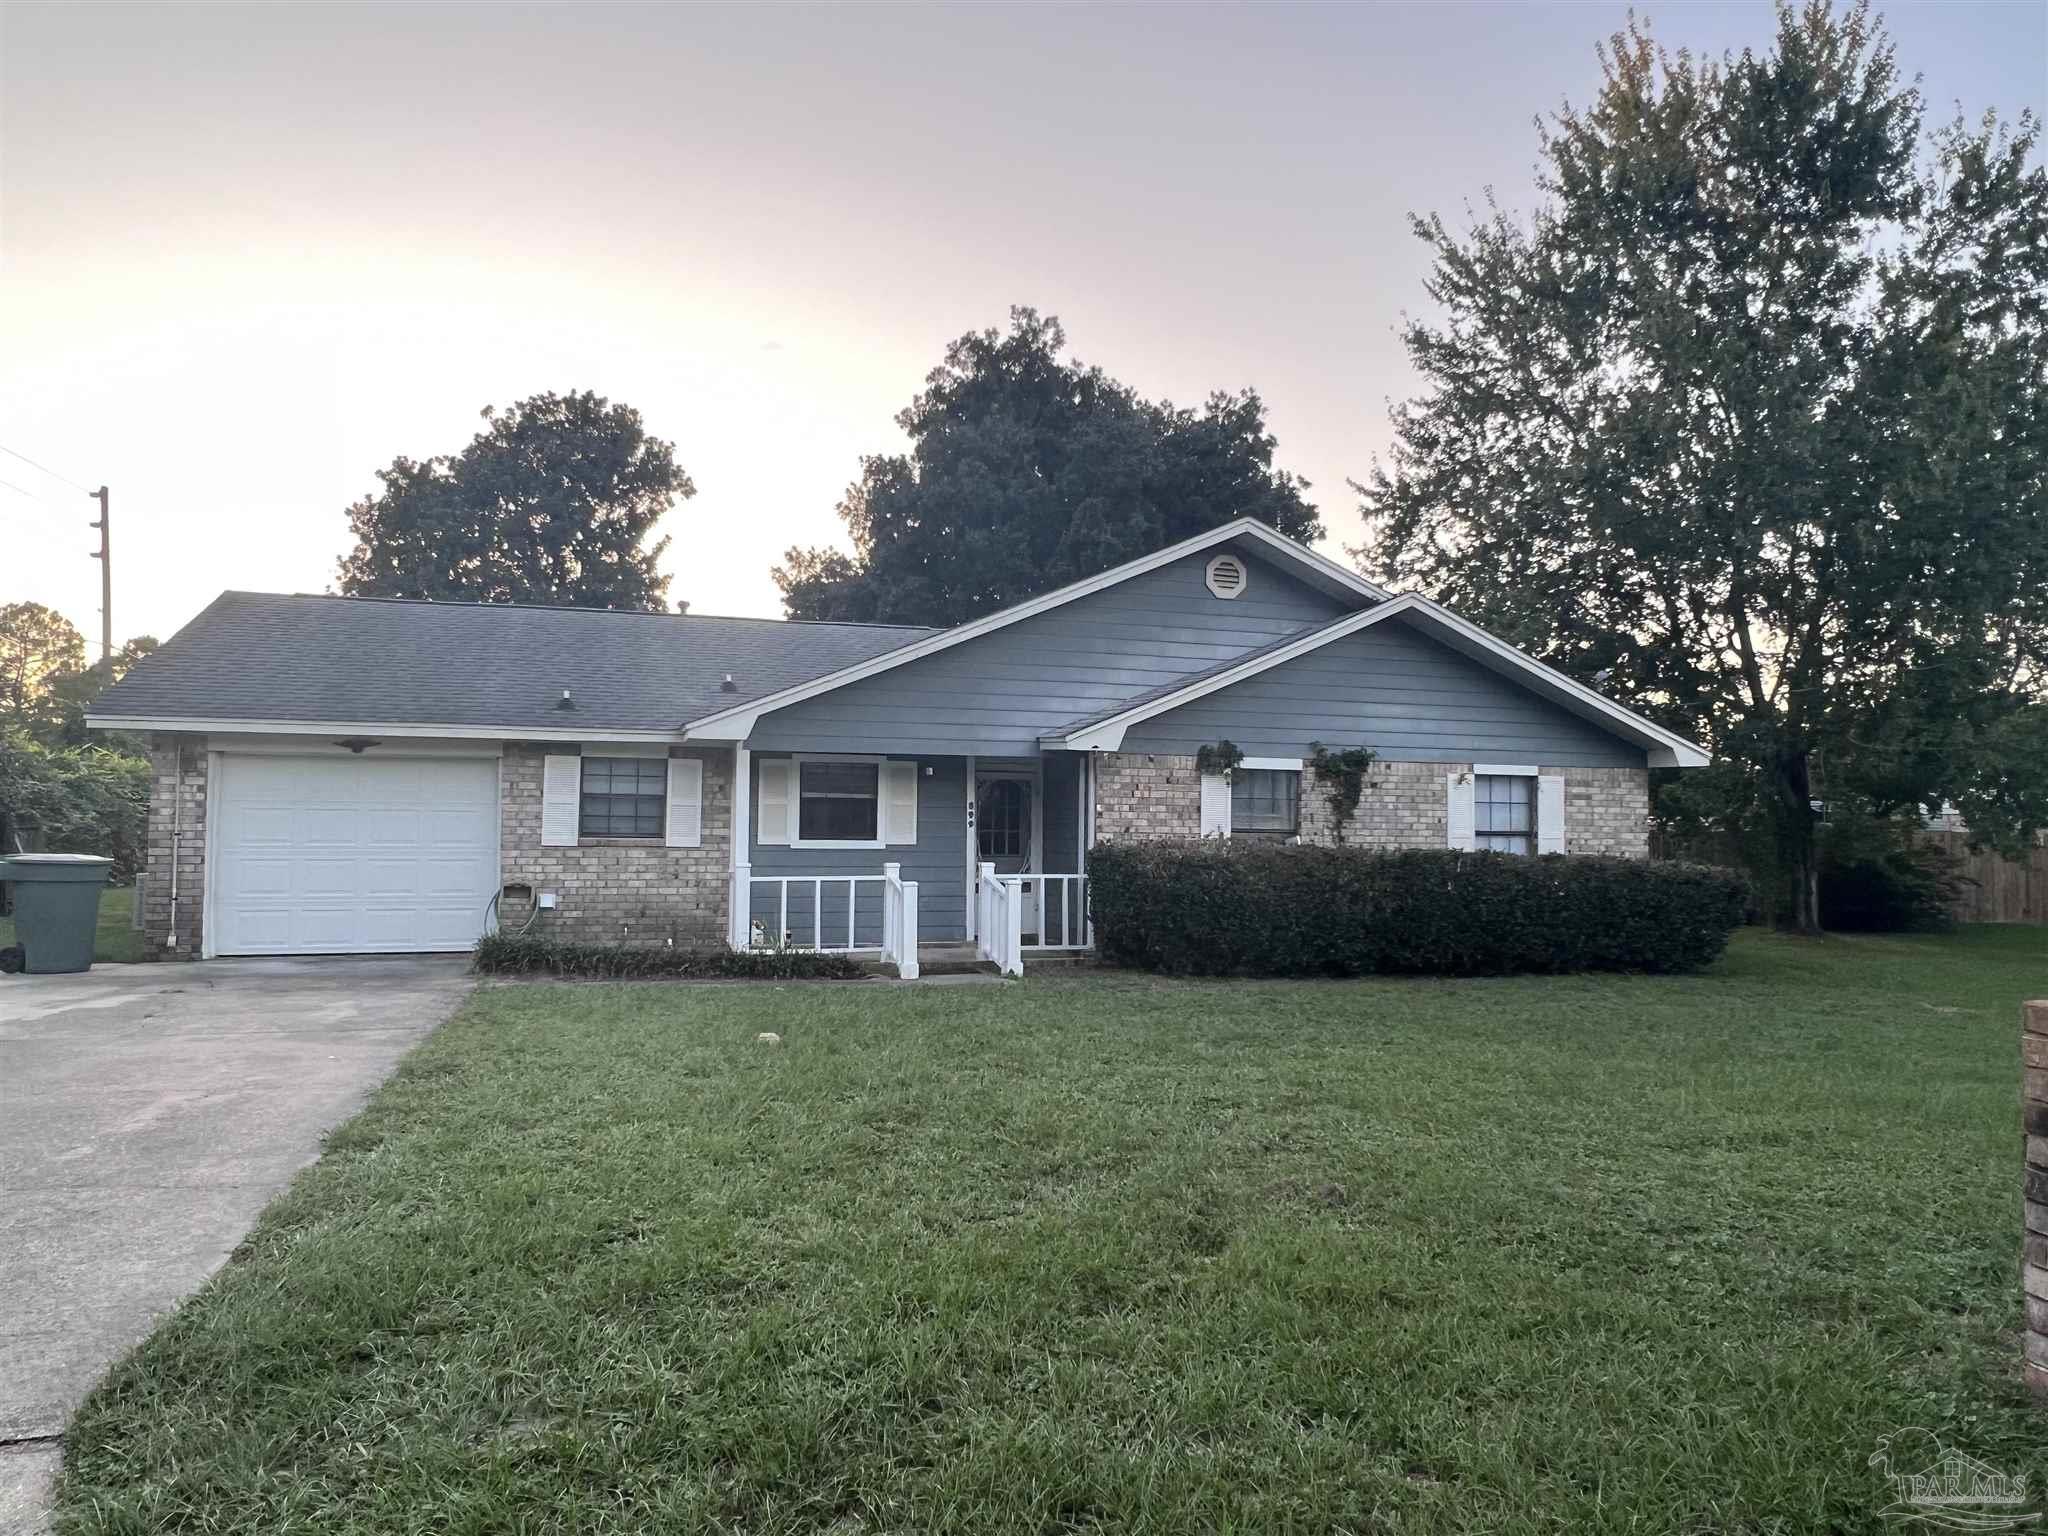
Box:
[1018,874,1089,950]
[976,861,1024,977]
[731,863,885,952]
[881,861,919,980]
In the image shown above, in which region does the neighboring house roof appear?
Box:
[1039,593,1711,768]
[679,517,1391,740]
[88,591,936,740]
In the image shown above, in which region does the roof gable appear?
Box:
[683,518,1388,739]
[744,545,1351,758]
[1043,594,1710,768]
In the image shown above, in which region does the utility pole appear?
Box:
[88,485,110,661]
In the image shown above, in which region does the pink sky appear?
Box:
[3,1,2040,649]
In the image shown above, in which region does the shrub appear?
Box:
[1817,818,1962,932]
[473,933,870,980]
[1087,841,1747,977]
[0,729,148,879]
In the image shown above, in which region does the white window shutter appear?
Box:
[883,760,919,846]
[666,758,703,848]
[541,754,581,847]
[757,759,794,846]
[1446,772,1475,850]
[1537,774,1567,855]
[1199,772,1232,838]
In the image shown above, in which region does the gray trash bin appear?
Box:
[2,854,115,973]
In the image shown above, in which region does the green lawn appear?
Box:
[0,882,145,965]
[57,928,2048,1533]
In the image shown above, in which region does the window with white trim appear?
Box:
[799,760,879,842]
[1230,768,1299,839]
[579,757,667,838]
[1475,773,1534,854]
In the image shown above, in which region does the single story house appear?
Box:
[90,518,1708,973]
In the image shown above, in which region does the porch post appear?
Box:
[963,754,977,938]
[729,743,751,949]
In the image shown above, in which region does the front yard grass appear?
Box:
[57,927,2048,1533]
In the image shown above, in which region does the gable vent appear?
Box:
[1205,553,1248,599]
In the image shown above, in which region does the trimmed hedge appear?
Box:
[1088,842,1747,977]
[473,933,869,980]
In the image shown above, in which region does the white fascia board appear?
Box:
[86,714,681,744]
[1048,594,1712,769]
[680,518,1392,740]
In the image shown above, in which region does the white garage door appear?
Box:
[212,754,498,955]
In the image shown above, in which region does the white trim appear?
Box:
[88,714,680,744]
[1472,762,1539,777]
[1239,755,1304,772]
[1045,593,1711,768]
[201,748,223,959]
[790,753,888,850]
[963,754,977,937]
[1205,552,1248,600]
[1199,771,1232,838]
[678,518,1392,739]
[730,744,751,863]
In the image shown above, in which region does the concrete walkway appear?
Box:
[0,957,473,1534]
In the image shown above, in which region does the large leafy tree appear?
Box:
[1359,1,2047,930]
[774,309,1321,625]
[336,391,694,611]
[0,601,86,741]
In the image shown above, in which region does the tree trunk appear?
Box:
[1771,747,1824,935]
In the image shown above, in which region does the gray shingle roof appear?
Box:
[91,592,937,734]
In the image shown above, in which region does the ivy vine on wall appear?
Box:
[1308,741,1378,844]
[1194,740,1245,779]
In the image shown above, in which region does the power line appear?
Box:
[0,476,71,515]
[0,441,93,495]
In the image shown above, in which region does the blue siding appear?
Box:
[747,549,1351,757]
[1120,618,1647,768]
[748,754,968,944]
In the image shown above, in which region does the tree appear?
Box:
[45,635,160,748]
[336,391,694,611]
[1358,1,2047,930]
[774,309,1322,626]
[0,602,86,741]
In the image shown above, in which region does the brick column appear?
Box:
[2027,999,2048,1397]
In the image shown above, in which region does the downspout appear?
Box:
[164,740,181,949]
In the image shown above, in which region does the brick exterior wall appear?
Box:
[1559,766,1650,858]
[499,744,734,946]
[140,733,208,954]
[1093,753,1203,843]
[1094,752,1650,857]
[1299,758,1449,848]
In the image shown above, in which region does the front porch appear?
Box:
[725,747,1094,977]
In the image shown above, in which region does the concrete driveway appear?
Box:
[0,957,473,1533]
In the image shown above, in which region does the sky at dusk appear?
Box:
[2,0,2042,650]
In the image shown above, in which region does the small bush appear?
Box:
[473,933,869,980]
[1088,841,1747,977]
[1818,818,1962,932]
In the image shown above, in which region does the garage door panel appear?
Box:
[214,755,498,955]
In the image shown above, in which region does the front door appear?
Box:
[976,774,1034,874]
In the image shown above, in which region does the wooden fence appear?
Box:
[1924,830,2048,926]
